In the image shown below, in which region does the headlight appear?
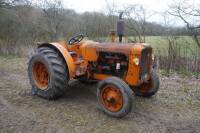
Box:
[133,58,140,65]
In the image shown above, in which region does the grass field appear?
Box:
[146,36,199,58]
[94,36,200,58]
[0,36,199,58]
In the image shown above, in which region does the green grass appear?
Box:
[145,36,200,58]
[145,36,169,56]
[1,36,200,58]
[97,36,200,58]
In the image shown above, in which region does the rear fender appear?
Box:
[38,42,75,79]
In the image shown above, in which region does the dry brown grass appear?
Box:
[0,39,36,57]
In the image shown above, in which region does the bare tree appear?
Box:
[0,0,14,8]
[0,0,32,8]
[39,0,65,40]
[168,0,200,48]
[104,0,118,29]
[123,4,148,42]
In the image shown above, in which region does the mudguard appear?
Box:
[38,42,75,79]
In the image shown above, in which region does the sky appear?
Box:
[61,0,199,26]
[62,0,170,13]
[61,0,178,25]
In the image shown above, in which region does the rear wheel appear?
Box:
[28,46,69,99]
[97,77,134,118]
[133,70,160,98]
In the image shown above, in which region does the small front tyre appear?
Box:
[97,77,134,118]
[133,70,160,98]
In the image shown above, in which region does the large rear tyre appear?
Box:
[97,77,134,118]
[28,47,69,99]
[133,70,160,98]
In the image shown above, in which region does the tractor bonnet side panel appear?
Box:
[125,44,144,86]
[80,41,99,61]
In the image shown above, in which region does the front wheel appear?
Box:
[133,70,160,98]
[97,77,134,118]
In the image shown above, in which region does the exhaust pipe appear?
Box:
[117,12,125,43]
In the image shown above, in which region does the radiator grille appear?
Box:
[140,47,152,79]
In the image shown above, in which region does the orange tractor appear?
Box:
[28,15,159,118]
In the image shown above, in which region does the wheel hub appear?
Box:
[101,85,123,112]
[33,62,49,90]
[107,97,116,104]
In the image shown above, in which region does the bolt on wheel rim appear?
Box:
[101,85,123,112]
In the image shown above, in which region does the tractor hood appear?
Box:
[82,41,150,55]
[80,40,151,61]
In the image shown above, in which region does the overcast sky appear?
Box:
[61,0,178,25]
[61,0,199,26]
[62,0,170,13]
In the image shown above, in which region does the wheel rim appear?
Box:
[33,62,49,90]
[100,85,123,112]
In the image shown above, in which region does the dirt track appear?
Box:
[0,56,200,133]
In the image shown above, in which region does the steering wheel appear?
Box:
[68,34,84,45]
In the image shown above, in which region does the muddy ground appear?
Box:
[0,55,200,133]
